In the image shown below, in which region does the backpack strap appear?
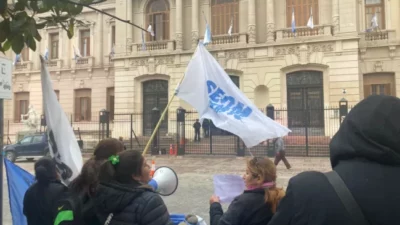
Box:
[324,171,370,225]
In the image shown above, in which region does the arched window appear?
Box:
[211,0,239,35]
[146,0,170,41]
[286,0,319,28]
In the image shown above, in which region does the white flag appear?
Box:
[176,43,291,147]
[228,17,233,36]
[40,56,83,184]
[307,7,314,29]
[371,13,378,29]
[147,25,155,37]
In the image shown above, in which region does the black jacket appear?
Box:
[268,95,400,225]
[210,189,273,225]
[94,181,173,225]
[23,180,68,225]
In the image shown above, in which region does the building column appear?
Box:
[332,0,339,34]
[96,12,104,66]
[191,0,199,49]
[266,0,275,42]
[248,0,256,44]
[175,0,183,50]
[126,0,133,52]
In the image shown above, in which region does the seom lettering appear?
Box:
[206,80,252,120]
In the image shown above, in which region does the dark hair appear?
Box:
[34,157,58,185]
[69,138,124,196]
[99,150,144,184]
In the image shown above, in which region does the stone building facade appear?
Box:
[3,0,400,141]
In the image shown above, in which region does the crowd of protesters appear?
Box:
[22,95,400,225]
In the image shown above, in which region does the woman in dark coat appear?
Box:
[268,95,400,225]
[23,157,68,225]
[67,138,125,225]
[209,157,285,225]
[94,150,173,225]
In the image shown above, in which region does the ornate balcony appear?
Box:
[71,56,94,72]
[199,33,248,48]
[132,40,175,53]
[275,25,333,41]
[359,30,396,48]
[45,59,63,69]
[14,61,32,71]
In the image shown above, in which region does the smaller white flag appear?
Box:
[73,46,81,60]
[44,47,49,61]
[141,30,146,51]
[147,25,155,37]
[109,44,115,59]
[371,13,378,29]
[202,11,212,45]
[13,54,21,66]
[177,43,291,147]
[307,7,314,29]
[291,7,296,33]
[228,17,233,36]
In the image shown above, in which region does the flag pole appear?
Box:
[142,74,186,156]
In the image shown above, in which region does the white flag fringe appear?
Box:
[176,43,291,147]
[40,56,83,184]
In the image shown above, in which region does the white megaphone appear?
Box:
[148,166,178,196]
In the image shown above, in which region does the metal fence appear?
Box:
[4,102,350,157]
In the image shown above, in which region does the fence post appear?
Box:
[99,109,110,140]
[151,107,160,155]
[130,114,133,150]
[176,107,186,156]
[266,104,275,157]
[339,98,348,124]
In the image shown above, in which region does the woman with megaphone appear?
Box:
[94,150,174,225]
[209,157,285,225]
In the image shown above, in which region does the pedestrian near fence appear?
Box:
[273,137,291,169]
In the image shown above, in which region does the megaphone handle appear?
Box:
[148,179,158,191]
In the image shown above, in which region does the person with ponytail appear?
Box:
[93,150,173,225]
[23,157,67,225]
[54,138,125,225]
[209,157,285,225]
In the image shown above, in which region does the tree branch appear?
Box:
[59,0,148,32]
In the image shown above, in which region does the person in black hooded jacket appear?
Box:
[268,95,400,225]
[23,157,68,225]
[94,150,173,225]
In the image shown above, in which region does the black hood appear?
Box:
[94,181,152,214]
[330,95,400,168]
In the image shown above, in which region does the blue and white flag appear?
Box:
[40,56,83,184]
[44,47,49,61]
[291,7,296,33]
[371,12,378,29]
[13,54,21,66]
[307,7,314,29]
[73,46,81,60]
[203,11,212,45]
[176,43,291,147]
[141,30,146,51]
[4,159,35,225]
[228,17,233,36]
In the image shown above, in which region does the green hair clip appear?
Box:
[108,155,120,165]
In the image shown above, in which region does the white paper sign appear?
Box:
[0,56,12,99]
[213,174,245,204]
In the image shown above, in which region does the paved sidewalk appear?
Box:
[2,156,332,224]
